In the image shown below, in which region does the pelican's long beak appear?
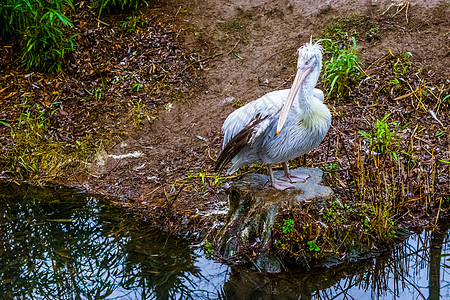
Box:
[276,67,311,135]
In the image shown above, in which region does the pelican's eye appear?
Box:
[305,61,309,66]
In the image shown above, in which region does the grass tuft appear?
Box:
[321,37,363,98]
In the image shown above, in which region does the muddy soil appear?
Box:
[86,0,449,214]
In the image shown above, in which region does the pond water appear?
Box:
[0,184,449,299]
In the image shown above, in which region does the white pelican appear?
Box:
[215,41,331,190]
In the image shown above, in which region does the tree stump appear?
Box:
[215,167,336,272]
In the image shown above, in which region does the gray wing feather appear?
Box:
[222,89,288,149]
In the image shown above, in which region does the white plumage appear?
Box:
[216,42,331,190]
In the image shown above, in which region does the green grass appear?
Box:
[321,37,363,98]
[131,99,146,126]
[1,0,149,72]
[2,102,99,180]
[392,51,412,76]
[5,104,64,177]
[0,0,33,38]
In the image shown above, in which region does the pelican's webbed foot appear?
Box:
[280,162,309,183]
[272,179,295,190]
[279,173,309,183]
[268,164,297,190]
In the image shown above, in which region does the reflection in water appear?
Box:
[0,184,228,299]
[0,184,449,299]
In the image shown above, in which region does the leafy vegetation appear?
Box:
[282,218,294,234]
[358,113,403,157]
[92,0,146,16]
[0,0,148,72]
[307,240,320,252]
[119,11,149,33]
[203,242,214,256]
[131,99,147,126]
[321,37,363,97]
[0,0,76,72]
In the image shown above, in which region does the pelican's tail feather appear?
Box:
[215,113,266,173]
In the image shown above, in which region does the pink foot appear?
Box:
[272,179,295,190]
[279,173,309,183]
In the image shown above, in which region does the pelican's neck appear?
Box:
[295,66,321,109]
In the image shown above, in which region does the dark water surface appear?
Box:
[0,184,449,299]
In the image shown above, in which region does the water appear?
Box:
[0,184,449,299]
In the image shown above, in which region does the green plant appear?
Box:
[358,113,401,156]
[322,24,348,45]
[199,170,207,190]
[131,83,143,93]
[307,240,320,252]
[175,169,235,193]
[0,0,34,38]
[92,0,147,16]
[321,37,363,97]
[203,242,214,255]
[91,88,102,101]
[324,163,338,173]
[22,4,76,72]
[0,0,77,72]
[131,100,146,126]
[119,11,148,33]
[282,219,294,234]
[392,52,412,76]
[7,104,64,177]
[209,173,228,189]
[0,121,11,128]
[441,92,450,103]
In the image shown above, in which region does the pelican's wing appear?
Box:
[215,113,270,172]
[215,90,287,172]
[221,90,287,149]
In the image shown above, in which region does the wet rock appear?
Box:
[215,167,335,273]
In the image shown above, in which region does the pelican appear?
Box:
[215,41,331,190]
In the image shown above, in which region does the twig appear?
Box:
[174,6,182,18]
[227,39,240,55]
[177,52,224,77]
[393,89,417,100]
[395,266,427,300]
[148,185,163,196]
[168,184,185,210]
[97,19,110,26]
[405,2,409,24]
[363,54,389,74]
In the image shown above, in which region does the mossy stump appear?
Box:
[215,167,336,272]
